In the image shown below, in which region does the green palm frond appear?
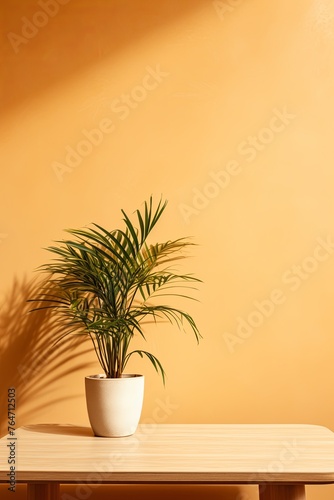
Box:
[29,197,202,382]
[124,350,166,384]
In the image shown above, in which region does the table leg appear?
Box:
[259,484,305,500]
[27,483,60,500]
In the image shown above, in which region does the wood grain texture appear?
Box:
[27,483,60,500]
[1,424,334,484]
[259,484,305,500]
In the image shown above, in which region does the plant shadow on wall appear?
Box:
[0,275,92,436]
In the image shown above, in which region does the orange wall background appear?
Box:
[1,1,334,499]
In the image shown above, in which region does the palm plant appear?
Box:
[31,197,201,383]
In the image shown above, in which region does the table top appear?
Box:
[1,423,334,484]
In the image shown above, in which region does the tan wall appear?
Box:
[1,0,334,498]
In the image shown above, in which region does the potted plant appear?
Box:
[30,197,201,437]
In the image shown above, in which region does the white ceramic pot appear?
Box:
[85,374,144,437]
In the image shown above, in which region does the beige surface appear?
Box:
[1,424,334,484]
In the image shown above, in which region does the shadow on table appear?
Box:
[0,275,93,436]
[22,423,93,436]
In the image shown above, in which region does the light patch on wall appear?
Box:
[178,105,297,224]
[51,65,170,182]
[223,235,334,353]
[212,0,244,21]
[0,234,8,244]
[305,0,334,39]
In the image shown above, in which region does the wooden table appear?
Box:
[1,423,334,499]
